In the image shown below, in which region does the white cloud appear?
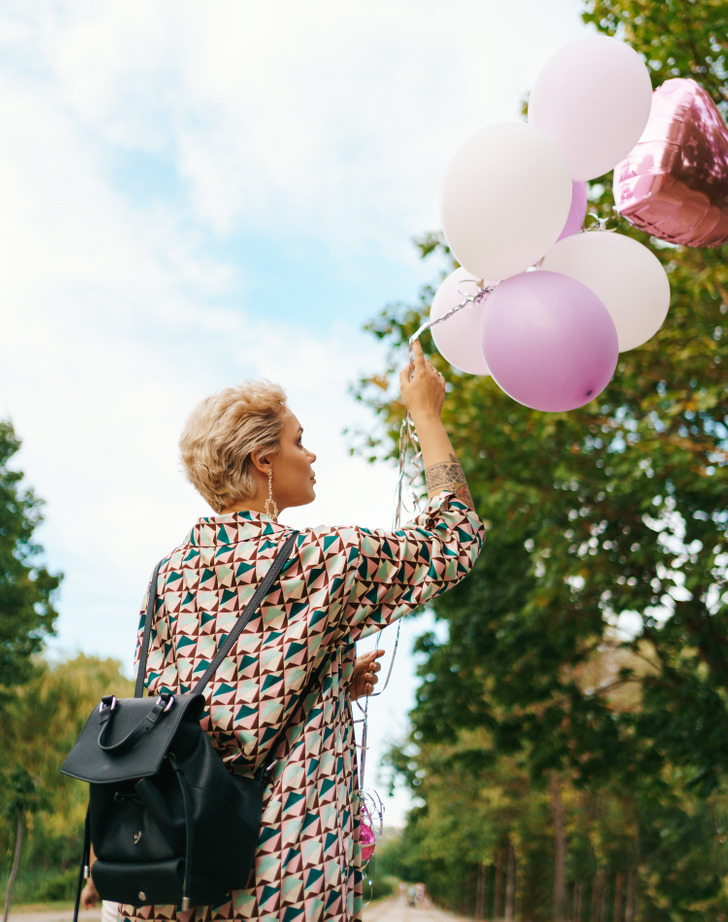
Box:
[0,33,399,657]
[2,0,588,249]
[0,0,590,827]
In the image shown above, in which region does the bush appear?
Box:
[0,865,78,906]
[35,867,79,902]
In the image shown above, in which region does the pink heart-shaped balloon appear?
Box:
[613,78,728,247]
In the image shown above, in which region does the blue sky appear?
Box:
[0,0,591,825]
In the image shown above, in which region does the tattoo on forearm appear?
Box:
[425,453,474,508]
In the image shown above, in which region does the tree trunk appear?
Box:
[484,863,490,922]
[625,867,636,922]
[591,871,604,922]
[504,843,516,922]
[2,809,24,922]
[625,826,639,922]
[494,850,504,920]
[614,872,624,922]
[475,861,487,920]
[550,772,567,922]
[463,869,475,917]
[572,882,583,922]
[598,878,607,922]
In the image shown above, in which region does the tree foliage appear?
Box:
[356,0,728,916]
[0,655,134,903]
[0,420,61,699]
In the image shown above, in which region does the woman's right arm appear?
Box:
[399,340,475,508]
[325,343,482,640]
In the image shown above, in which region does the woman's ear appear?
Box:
[249,450,272,477]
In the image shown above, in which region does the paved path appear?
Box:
[6,910,99,922]
[7,896,468,922]
[364,895,470,922]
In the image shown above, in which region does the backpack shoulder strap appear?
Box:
[135,557,165,698]
[192,531,299,694]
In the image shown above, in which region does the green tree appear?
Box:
[360,0,728,789]
[0,420,61,701]
[357,0,728,916]
[2,766,46,922]
[583,0,728,105]
[0,655,134,904]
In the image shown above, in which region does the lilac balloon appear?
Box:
[481,271,618,413]
[556,181,588,242]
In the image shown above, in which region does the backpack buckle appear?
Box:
[99,695,117,713]
[158,693,175,713]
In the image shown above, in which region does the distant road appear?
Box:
[6,910,98,922]
[364,895,469,922]
[7,895,466,922]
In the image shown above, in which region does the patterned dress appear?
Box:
[120,492,484,922]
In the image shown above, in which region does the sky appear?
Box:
[0,0,592,826]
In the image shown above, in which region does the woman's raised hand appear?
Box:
[398,341,475,508]
[399,340,446,424]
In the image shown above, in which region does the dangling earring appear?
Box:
[264,468,278,521]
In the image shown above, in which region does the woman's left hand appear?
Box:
[80,876,100,909]
[350,649,385,700]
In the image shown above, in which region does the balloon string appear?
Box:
[366,284,495,703]
[377,282,494,691]
[358,282,493,788]
[358,696,368,783]
[407,282,494,369]
[584,212,622,233]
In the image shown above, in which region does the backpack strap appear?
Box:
[192,531,299,695]
[135,528,331,774]
[135,557,165,698]
[135,530,299,698]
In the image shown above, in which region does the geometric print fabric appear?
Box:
[120,492,484,922]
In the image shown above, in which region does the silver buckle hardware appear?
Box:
[99,695,117,713]
[158,693,175,713]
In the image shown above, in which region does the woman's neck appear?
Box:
[219,500,277,521]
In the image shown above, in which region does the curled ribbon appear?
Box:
[357,279,492,802]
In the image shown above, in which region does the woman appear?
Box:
[94,342,483,922]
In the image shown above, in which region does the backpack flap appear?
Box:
[61,692,206,784]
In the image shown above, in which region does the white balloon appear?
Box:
[528,36,653,181]
[440,121,572,281]
[430,268,493,375]
[540,231,670,351]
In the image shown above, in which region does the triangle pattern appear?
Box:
[122,495,483,922]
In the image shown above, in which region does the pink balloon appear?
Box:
[430,267,492,375]
[556,181,588,242]
[481,271,618,413]
[614,78,728,247]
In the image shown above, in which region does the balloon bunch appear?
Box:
[430,36,679,413]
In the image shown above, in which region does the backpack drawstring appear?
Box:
[169,755,194,911]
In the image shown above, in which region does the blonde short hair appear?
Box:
[180,381,288,513]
